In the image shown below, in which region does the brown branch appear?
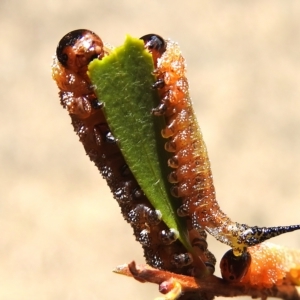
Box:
[114,261,300,300]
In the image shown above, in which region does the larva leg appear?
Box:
[203,249,216,273]
[105,131,117,143]
[171,253,193,268]
[127,204,162,226]
[159,229,179,245]
[189,225,216,274]
[152,78,165,89]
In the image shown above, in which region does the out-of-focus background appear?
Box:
[1,1,300,299]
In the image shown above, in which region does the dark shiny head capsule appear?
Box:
[220,249,251,281]
[140,34,166,55]
[56,29,104,72]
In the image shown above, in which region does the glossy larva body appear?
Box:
[150,36,300,257]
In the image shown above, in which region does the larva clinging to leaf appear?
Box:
[144,33,300,257]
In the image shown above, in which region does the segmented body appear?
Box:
[150,36,300,256]
[52,29,211,274]
[220,242,300,287]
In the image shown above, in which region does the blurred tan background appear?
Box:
[1,0,300,299]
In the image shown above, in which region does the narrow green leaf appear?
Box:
[88,35,192,252]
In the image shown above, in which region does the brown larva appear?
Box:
[144,33,300,257]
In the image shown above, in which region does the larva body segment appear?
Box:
[220,242,300,287]
[52,29,204,275]
[150,36,300,257]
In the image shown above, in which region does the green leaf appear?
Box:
[88,35,192,252]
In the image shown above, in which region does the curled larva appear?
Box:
[220,242,300,287]
[143,33,300,257]
[52,29,210,275]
